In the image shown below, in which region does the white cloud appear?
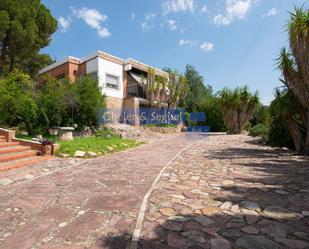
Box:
[201,5,209,14]
[213,0,253,26]
[266,7,278,17]
[167,20,177,31]
[131,13,136,20]
[200,42,214,52]
[162,0,195,14]
[179,39,198,46]
[58,16,71,32]
[98,27,111,38]
[72,7,111,38]
[145,13,156,20]
[179,39,213,52]
[141,13,156,32]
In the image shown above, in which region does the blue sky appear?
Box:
[41,0,307,104]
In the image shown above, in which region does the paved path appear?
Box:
[1,134,309,249]
[138,135,309,249]
[0,134,194,249]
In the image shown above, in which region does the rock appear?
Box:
[301,211,309,217]
[77,210,85,216]
[240,201,261,212]
[59,153,70,158]
[275,238,309,249]
[220,201,233,210]
[0,178,13,186]
[106,146,114,151]
[159,208,177,216]
[231,204,240,213]
[146,213,160,222]
[87,151,97,157]
[211,238,231,249]
[58,222,67,228]
[275,190,289,195]
[24,174,34,179]
[167,216,189,222]
[194,216,214,227]
[262,206,302,220]
[236,235,280,249]
[168,194,185,200]
[202,207,219,216]
[162,220,183,231]
[167,233,186,248]
[181,230,207,243]
[241,226,259,235]
[220,229,243,239]
[294,231,309,241]
[74,150,85,158]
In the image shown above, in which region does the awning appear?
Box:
[128,72,146,85]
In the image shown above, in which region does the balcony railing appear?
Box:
[127,84,146,99]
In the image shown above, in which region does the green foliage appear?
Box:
[0,70,38,134]
[70,76,106,129]
[249,123,269,140]
[271,6,309,154]
[200,96,226,132]
[0,72,106,135]
[219,86,259,134]
[57,136,142,157]
[0,0,57,76]
[180,65,213,112]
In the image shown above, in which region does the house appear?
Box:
[39,51,169,124]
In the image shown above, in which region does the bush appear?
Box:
[249,123,269,139]
[0,72,106,134]
[0,70,39,134]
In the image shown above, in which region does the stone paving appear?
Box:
[0,134,193,249]
[1,134,309,249]
[137,135,309,249]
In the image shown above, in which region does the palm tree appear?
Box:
[167,71,189,109]
[276,6,309,154]
[219,86,259,134]
[271,88,305,153]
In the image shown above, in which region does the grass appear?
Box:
[144,123,177,128]
[16,129,143,158]
[57,136,142,157]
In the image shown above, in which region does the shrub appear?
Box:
[249,123,269,139]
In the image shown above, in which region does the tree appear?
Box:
[181,65,213,112]
[0,70,38,134]
[36,77,67,130]
[270,88,305,153]
[219,86,259,134]
[276,6,309,154]
[70,76,106,129]
[167,70,189,109]
[0,0,57,75]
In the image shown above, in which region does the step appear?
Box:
[0,150,38,163]
[0,142,20,147]
[0,156,52,171]
[0,146,31,155]
[0,139,6,142]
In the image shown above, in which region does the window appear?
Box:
[106,74,119,89]
[87,71,98,81]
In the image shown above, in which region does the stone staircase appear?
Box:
[0,135,52,171]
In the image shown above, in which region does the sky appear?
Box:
[41,0,307,105]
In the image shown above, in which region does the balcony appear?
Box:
[127,84,146,99]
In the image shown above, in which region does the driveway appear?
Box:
[1,134,309,249]
[0,134,194,249]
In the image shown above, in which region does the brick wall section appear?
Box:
[39,60,86,83]
[0,128,15,142]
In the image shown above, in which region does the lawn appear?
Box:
[16,132,143,157]
[57,136,142,157]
